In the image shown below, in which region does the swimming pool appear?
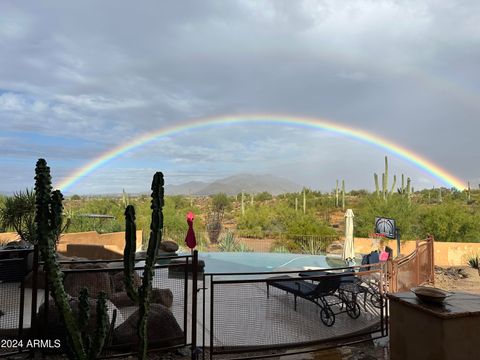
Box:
[199,252,349,273]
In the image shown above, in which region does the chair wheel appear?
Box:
[320,308,335,326]
[370,293,383,308]
[346,302,361,319]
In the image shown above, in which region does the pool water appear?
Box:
[199,252,349,273]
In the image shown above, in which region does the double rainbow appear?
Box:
[56,114,466,192]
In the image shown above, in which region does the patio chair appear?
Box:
[298,269,372,311]
[266,274,360,327]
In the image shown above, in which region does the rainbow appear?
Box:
[55,114,466,191]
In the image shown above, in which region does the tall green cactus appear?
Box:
[303,188,306,214]
[467,181,471,202]
[341,180,345,210]
[376,156,398,200]
[241,191,245,216]
[335,180,340,207]
[374,173,379,197]
[123,172,164,360]
[35,159,108,360]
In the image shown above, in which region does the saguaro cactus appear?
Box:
[376,156,397,200]
[241,191,245,216]
[303,189,306,214]
[35,159,108,360]
[341,180,345,210]
[335,180,340,207]
[123,172,164,360]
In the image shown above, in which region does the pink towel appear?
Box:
[379,250,389,261]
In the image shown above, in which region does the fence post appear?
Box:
[429,236,435,285]
[415,240,420,286]
[191,250,198,360]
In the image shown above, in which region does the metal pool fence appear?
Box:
[1,237,435,359]
[0,250,198,359]
[201,265,387,360]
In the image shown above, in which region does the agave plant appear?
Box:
[0,189,36,243]
[467,254,480,276]
[218,231,238,252]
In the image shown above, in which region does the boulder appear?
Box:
[37,298,123,350]
[151,288,173,308]
[110,270,142,293]
[113,304,183,348]
[64,265,113,298]
[23,268,47,289]
[159,240,179,253]
[111,288,173,308]
[326,241,344,255]
[5,239,31,249]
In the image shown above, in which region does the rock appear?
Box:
[168,258,205,279]
[37,298,123,350]
[135,251,147,260]
[151,288,173,308]
[159,240,179,253]
[24,268,47,289]
[111,288,173,308]
[326,241,344,255]
[64,266,113,298]
[113,304,183,349]
[5,239,31,249]
[110,270,142,293]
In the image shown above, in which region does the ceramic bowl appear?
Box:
[411,286,451,304]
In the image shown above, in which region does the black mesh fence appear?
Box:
[0,249,36,357]
[202,267,386,360]
[1,253,194,358]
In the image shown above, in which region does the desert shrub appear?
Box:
[211,193,230,212]
[255,191,273,202]
[354,194,420,239]
[236,205,276,237]
[417,201,480,242]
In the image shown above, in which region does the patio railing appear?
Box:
[387,236,435,293]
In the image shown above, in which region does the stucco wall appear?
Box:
[352,237,480,267]
[0,232,19,244]
[57,230,143,254]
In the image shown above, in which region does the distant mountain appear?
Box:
[165,174,302,195]
[166,181,208,195]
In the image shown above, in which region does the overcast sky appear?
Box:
[1,0,479,194]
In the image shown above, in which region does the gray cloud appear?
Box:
[0,0,479,193]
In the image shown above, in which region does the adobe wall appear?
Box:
[0,232,19,244]
[353,237,480,267]
[57,230,143,254]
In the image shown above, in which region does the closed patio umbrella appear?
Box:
[342,209,355,265]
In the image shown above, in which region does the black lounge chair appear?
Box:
[266,273,360,326]
[298,269,373,310]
